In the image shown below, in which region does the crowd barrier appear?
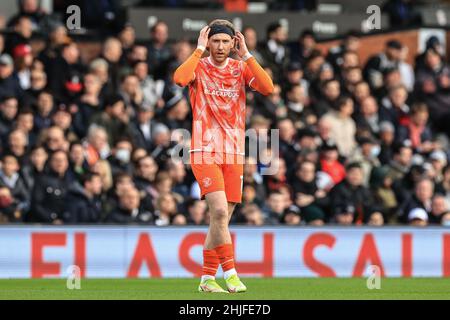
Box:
[0,226,449,278]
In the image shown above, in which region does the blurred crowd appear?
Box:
[0,0,450,226]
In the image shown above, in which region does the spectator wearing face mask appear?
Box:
[107,137,134,176]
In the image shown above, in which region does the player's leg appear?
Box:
[191,158,228,293]
[220,160,247,293]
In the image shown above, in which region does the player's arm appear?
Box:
[234,31,274,96]
[173,26,210,87]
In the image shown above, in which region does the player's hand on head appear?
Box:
[197,26,210,49]
[234,31,249,58]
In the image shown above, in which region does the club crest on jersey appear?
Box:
[202,177,212,188]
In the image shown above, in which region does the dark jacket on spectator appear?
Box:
[64,183,102,223]
[104,207,154,224]
[329,180,376,223]
[29,171,74,223]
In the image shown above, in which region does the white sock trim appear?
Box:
[201,275,215,282]
[224,268,237,279]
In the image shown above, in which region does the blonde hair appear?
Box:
[208,19,235,33]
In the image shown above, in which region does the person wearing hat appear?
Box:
[302,205,325,226]
[407,207,428,226]
[377,121,396,165]
[0,53,22,99]
[429,150,448,184]
[283,61,309,98]
[363,39,402,91]
[12,43,33,90]
[281,205,302,225]
[161,88,190,131]
[415,35,444,72]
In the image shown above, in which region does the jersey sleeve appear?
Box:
[243,62,256,90]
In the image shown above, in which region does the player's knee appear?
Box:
[210,207,228,223]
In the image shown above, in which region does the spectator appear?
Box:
[65,172,103,223]
[349,136,381,186]
[261,22,289,83]
[105,186,154,224]
[242,27,265,65]
[154,192,178,226]
[367,211,385,226]
[396,103,435,154]
[370,166,398,223]
[101,38,123,92]
[407,207,428,226]
[415,47,450,133]
[262,191,286,224]
[29,150,74,223]
[330,162,376,224]
[241,203,265,226]
[147,21,172,80]
[281,205,302,225]
[429,194,449,224]
[0,96,19,140]
[0,55,22,99]
[0,186,21,222]
[90,94,131,146]
[186,198,207,225]
[290,29,317,67]
[399,178,434,223]
[0,154,29,212]
[321,95,356,158]
[107,137,134,176]
[364,40,402,91]
[355,96,382,137]
[319,142,346,185]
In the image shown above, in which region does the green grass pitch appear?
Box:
[0,278,449,300]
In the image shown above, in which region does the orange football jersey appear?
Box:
[188,56,255,155]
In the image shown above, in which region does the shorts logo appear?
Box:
[202,177,212,188]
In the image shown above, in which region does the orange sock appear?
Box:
[215,243,235,272]
[202,249,220,277]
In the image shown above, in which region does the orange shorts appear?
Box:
[190,151,244,203]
